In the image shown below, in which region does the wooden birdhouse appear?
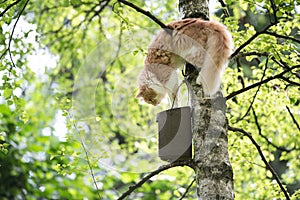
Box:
[156,106,192,162]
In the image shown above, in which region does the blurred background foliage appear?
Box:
[0,0,299,199]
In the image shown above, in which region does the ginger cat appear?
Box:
[136,18,234,106]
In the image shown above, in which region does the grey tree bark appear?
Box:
[178,0,234,199]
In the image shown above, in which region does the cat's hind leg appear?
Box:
[196,55,223,96]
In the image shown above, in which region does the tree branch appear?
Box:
[117,0,168,29]
[231,23,276,58]
[230,0,280,58]
[271,55,290,69]
[228,125,291,200]
[226,65,300,100]
[252,108,297,152]
[280,76,300,87]
[238,57,269,121]
[8,0,30,72]
[217,0,230,17]
[286,106,300,132]
[264,31,300,44]
[269,0,278,23]
[236,58,245,89]
[117,160,194,200]
[235,51,269,59]
[0,49,8,60]
[42,1,109,48]
[0,0,8,4]
[69,113,102,199]
[179,178,196,200]
[43,2,101,35]
[0,0,22,17]
[271,55,300,79]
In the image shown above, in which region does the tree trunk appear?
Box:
[178,0,234,199]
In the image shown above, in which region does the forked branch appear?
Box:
[117,0,168,29]
[226,65,300,100]
[117,160,194,200]
[8,0,30,72]
[228,126,290,200]
[286,106,300,132]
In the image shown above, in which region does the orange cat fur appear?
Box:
[136,18,234,106]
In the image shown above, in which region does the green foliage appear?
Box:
[0,0,299,199]
[223,0,300,199]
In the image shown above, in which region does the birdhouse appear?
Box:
[156,106,192,162]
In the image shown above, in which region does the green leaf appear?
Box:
[132,49,139,56]
[19,110,29,123]
[28,144,43,151]
[7,100,13,105]
[2,75,9,81]
[0,104,10,115]
[70,0,81,6]
[62,0,70,7]
[3,88,12,99]
[50,155,55,160]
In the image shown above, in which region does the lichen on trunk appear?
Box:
[179,0,209,20]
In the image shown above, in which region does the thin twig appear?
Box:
[286,106,300,132]
[217,0,230,17]
[112,1,130,26]
[252,108,296,152]
[264,31,300,44]
[271,55,290,69]
[236,58,245,89]
[271,54,300,80]
[43,1,109,47]
[235,52,269,58]
[0,0,22,17]
[80,138,102,199]
[279,77,300,87]
[178,178,196,200]
[69,114,102,199]
[117,160,194,200]
[231,23,276,58]
[228,125,291,200]
[0,0,8,4]
[43,2,99,35]
[269,53,300,82]
[0,49,8,60]
[239,57,269,120]
[269,0,278,23]
[226,65,300,100]
[8,0,30,72]
[117,0,168,29]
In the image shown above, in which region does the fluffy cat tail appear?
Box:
[197,22,233,96]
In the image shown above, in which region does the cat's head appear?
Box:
[136,85,164,106]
